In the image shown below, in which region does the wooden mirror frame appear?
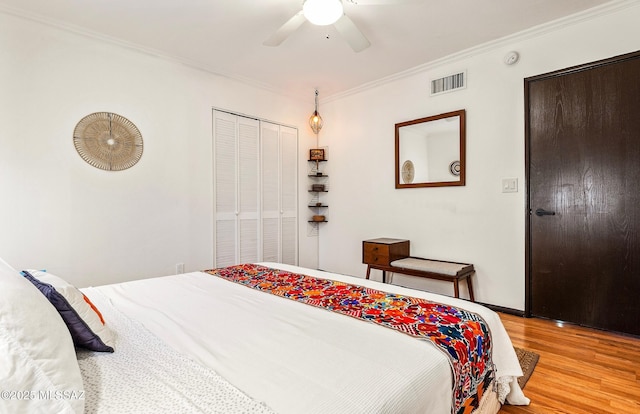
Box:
[395,109,466,188]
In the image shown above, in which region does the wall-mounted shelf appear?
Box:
[308,156,328,226]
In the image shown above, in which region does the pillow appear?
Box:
[22,270,115,353]
[0,258,85,414]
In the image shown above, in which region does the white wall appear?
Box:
[2,3,638,308]
[0,12,318,287]
[317,2,640,310]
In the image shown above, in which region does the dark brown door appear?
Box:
[525,51,640,336]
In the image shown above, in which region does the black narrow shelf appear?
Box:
[308,156,327,226]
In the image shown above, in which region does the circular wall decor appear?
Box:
[401,160,415,184]
[73,112,143,171]
[449,160,461,176]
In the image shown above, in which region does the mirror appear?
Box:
[395,109,465,188]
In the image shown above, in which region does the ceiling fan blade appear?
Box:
[345,0,419,5]
[333,14,370,52]
[263,11,306,47]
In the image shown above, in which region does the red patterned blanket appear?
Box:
[205,264,495,414]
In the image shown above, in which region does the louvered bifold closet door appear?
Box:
[261,122,298,265]
[261,122,280,262]
[213,110,259,267]
[237,118,260,263]
[213,111,237,267]
[280,126,298,265]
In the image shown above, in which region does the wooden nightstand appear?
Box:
[362,238,410,282]
[362,237,475,301]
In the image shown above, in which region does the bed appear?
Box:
[1,259,529,414]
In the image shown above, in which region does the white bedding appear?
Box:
[77,290,276,414]
[82,262,528,413]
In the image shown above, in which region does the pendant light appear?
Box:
[309,89,323,134]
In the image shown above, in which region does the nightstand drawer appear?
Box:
[362,238,409,267]
[363,244,389,265]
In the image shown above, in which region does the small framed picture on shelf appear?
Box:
[309,148,325,161]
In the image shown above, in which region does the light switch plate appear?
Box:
[502,178,518,193]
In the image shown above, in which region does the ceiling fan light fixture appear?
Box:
[303,0,344,26]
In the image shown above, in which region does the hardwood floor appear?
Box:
[498,313,640,413]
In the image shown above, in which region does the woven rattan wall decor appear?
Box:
[73,112,143,171]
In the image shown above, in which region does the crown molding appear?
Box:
[1,0,636,104]
[0,3,285,97]
[323,0,638,103]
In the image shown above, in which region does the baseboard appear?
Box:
[479,302,525,317]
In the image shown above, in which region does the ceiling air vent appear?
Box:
[430,71,466,96]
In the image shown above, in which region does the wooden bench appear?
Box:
[365,257,475,302]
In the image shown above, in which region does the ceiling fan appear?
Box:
[263,0,415,53]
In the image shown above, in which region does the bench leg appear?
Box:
[453,280,460,298]
[467,274,475,302]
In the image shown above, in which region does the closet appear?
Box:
[213,110,298,268]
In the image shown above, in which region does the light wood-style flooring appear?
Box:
[498,313,640,413]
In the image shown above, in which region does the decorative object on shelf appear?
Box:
[449,160,461,176]
[73,112,143,171]
[312,215,326,222]
[311,184,325,192]
[310,148,325,161]
[401,160,415,184]
[309,89,323,134]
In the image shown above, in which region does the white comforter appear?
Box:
[77,291,276,414]
[83,262,528,414]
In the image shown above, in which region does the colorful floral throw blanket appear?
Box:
[205,264,495,414]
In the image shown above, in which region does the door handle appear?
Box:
[535,208,556,217]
